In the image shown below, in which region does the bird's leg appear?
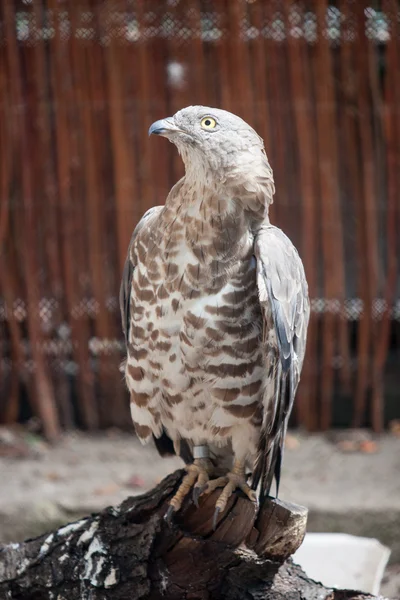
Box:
[203,459,258,528]
[167,445,214,519]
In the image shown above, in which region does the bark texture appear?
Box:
[0,470,384,599]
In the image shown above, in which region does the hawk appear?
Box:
[120,106,309,524]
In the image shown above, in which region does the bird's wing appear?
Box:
[252,224,310,501]
[119,205,193,464]
[119,206,163,346]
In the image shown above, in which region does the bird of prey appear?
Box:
[120,106,309,524]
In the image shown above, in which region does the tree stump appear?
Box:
[0,470,386,599]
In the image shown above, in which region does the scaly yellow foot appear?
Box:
[166,457,214,521]
[203,460,258,528]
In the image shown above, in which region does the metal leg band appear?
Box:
[193,445,210,459]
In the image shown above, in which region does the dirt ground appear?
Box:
[1,428,399,597]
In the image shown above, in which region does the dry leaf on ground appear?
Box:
[93,483,121,496]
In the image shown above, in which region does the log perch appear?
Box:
[0,470,385,599]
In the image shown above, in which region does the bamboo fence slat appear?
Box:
[2,0,60,440]
[283,0,318,429]
[49,0,98,429]
[352,1,380,429]
[371,0,400,432]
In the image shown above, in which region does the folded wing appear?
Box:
[119,205,192,463]
[119,206,163,346]
[252,225,310,501]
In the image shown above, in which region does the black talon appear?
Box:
[193,486,201,508]
[165,505,176,525]
[192,484,207,508]
[212,506,221,530]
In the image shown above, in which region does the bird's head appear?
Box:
[149,106,275,208]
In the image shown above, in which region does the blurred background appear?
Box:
[0,0,399,595]
[1,0,399,438]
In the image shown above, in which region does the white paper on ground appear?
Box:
[293,533,391,596]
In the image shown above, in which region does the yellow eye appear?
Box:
[200,116,217,130]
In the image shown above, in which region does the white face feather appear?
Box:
[168,106,270,177]
[155,105,275,214]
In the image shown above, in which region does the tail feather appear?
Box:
[153,430,192,464]
[252,362,293,503]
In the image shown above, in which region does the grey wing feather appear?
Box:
[119,206,163,347]
[252,225,310,501]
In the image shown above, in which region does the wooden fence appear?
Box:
[0,0,399,439]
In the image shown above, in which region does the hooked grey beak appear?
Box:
[148,117,181,137]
